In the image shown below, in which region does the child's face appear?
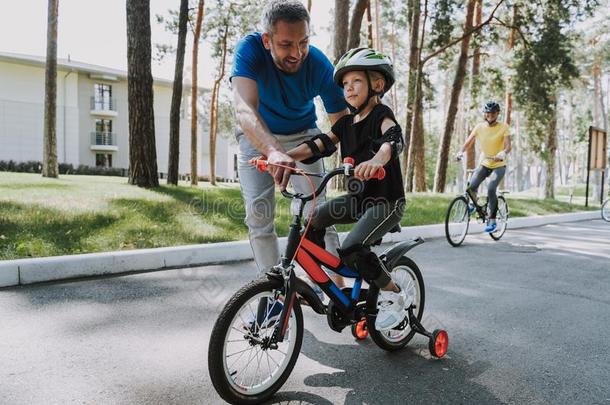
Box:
[341,71,370,109]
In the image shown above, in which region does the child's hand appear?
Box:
[354,159,384,180]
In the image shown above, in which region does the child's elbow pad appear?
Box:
[380,125,404,159]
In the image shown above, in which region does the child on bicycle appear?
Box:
[286,48,408,331]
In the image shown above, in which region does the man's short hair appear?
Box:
[261,0,310,34]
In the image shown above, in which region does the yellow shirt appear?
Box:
[471,121,510,169]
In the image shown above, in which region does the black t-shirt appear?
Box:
[331,103,405,205]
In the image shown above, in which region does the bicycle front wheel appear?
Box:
[602,199,610,222]
[445,196,470,247]
[490,196,509,241]
[208,278,303,405]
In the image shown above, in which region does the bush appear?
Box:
[0,160,125,177]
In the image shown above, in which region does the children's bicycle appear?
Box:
[445,167,510,247]
[208,158,448,404]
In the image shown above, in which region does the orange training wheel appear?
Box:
[351,319,368,340]
[429,329,449,358]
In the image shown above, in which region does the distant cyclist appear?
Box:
[456,101,511,233]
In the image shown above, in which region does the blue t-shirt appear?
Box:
[230,32,346,135]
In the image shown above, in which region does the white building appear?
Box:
[0,51,238,180]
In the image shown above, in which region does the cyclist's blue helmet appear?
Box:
[483,101,501,113]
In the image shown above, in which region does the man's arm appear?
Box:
[461,131,477,153]
[233,77,282,155]
[232,76,294,188]
[503,134,512,154]
[493,134,512,161]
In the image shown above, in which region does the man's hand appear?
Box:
[267,149,295,190]
[493,150,506,161]
[354,159,384,180]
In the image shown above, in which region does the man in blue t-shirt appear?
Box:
[231,0,348,281]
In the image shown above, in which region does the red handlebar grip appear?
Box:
[249,158,268,172]
[343,157,355,166]
[375,167,386,180]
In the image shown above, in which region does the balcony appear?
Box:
[90,97,118,117]
[90,131,118,151]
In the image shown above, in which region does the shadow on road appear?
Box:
[296,328,501,405]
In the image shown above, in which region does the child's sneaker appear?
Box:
[375,290,406,331]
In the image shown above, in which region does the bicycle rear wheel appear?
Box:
[490,196,509,240]
[445,196,470,247]
[602,199,610,222]
[208,278,303,405]
[366,257,425,351]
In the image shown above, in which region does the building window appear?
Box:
[95,119,112,133]
[93,83,112,110]
[96,153,113,168]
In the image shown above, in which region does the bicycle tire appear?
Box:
[602,199,610,222]
[366,257,425,352]
[445,196,470,247]
[208,278,303,404]
[490,195,509,240]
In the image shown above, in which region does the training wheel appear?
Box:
[428,329,449,358]
[351,319,368,340]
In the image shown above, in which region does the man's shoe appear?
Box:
[244,298,283,331]
[484,221,497,233]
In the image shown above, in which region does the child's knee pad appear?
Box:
[337,244,382,281]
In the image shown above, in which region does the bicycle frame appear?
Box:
[271,186,366,343]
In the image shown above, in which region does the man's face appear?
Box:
[262,20,310,74]
[484,111,499,124]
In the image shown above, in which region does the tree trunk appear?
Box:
[191,0,205,186]
[466,2,481,175]
[403,0,420,187]
[409,64,427,192]
[433,0,476,193]
[43,0,59,178]
[545,98,557,199]
[504,3,517,126]
[307,0,312,13]
[334,0,350,63]
[209,19,230,186]
[348,0,368,50]
[373,0,382,51]
[366,1,373,48]
[389,21,398,111]
[167,0,189,186]
[126,0,159,188]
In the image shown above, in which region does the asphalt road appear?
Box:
[1,220,609,405]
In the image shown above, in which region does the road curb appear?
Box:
[0,210,599,287]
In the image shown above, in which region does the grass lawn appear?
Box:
[0,172,598,260]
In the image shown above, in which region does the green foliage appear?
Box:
[512,0,595,157]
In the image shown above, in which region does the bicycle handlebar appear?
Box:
[249,157,385,202]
